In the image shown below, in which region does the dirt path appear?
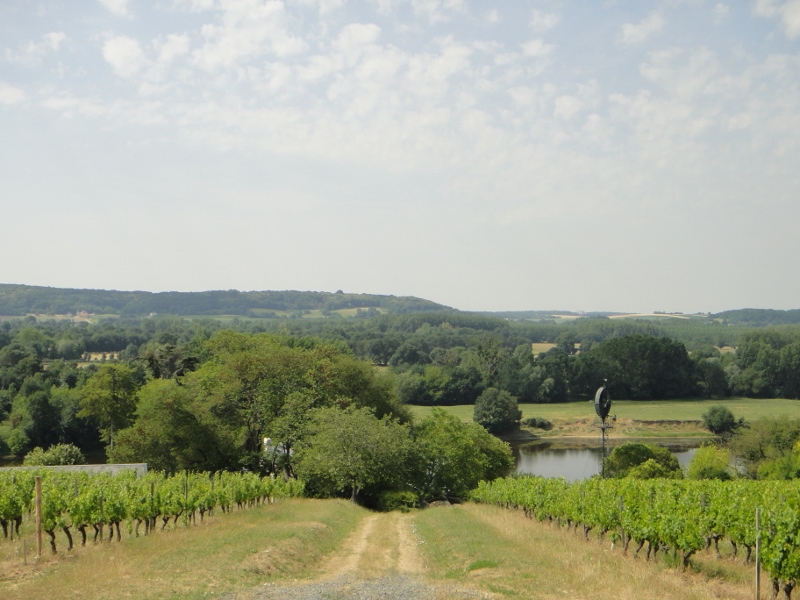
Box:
[317,511,424,579]
[230,511,490,600]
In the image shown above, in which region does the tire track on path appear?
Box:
[231,510,491,600]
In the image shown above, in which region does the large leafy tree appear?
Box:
[411,408,513,502]
[112,331,409,473]
[78,364,138,450]
[295,406,413,501]
[589,335,697,399]
[473,387,521,434]
[109,379,235,472]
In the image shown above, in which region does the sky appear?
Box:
[1,0,799,314]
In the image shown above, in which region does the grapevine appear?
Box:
[0,469,304,554]
[473,476,800,595]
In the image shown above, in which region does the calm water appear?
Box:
[513,441,699,481]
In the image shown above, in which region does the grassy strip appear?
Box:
[414,503,754,600]
[409,397,800,426]
[0,498,366,600]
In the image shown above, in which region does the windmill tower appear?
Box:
[593,380,613,477]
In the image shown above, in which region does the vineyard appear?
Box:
[0,469,304,554]
[472,477,800,599]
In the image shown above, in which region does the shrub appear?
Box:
[604,442,682,478]
[377,490,419,512]
[23,443,86,466]
[7,429,30,456]
[686,443,733,480]
[522,417,553,430]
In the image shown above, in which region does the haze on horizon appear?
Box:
[1,1,799,315]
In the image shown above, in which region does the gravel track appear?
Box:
[232,573,491,600]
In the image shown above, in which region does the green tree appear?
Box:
[590,335,697,399]
[411,408,513,502]
[78,364,138,450]
[701,405,739,436]
[604,442,682,478]
[473,388,521,434]
[696,358,729,398]
[109,378,235,472]
[686,444,732,480]
[729,418,800,478]
[294,406,413,502]
[112,331,408,473]
[779,342,800,399]
[23,390,60,450]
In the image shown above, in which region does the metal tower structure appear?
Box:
[593,380,613,477]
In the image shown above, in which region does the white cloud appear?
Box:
[103,35,146,78]
[173,0,216,11]
[4,32,67,64]
[554,95,581,119]
[0,82,26,105]
[411,0,465,23]
[193,0,308,69]
[521,39,554,58]
[620,12,664,45]
[640,47,719,98]
[486,9,500,24]
[98,0,132,18]
[155,34,190,64]
[292,0,344,15]
[530,9,559,32]
[714,3,730,21]
[754,0,800,38]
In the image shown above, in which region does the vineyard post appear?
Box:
[150,481,154,533]
[34,476,42,559]
[755,506,761,600]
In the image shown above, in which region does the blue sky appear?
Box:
[1,0,799,313]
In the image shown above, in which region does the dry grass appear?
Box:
[415,503,758,600]
[0,498,365,600]
[0,498,767,599]
[531,343,556,355]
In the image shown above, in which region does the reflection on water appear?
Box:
[513,441,699,481]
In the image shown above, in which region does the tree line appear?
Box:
[0,284,451,317]
[0,328,511,508]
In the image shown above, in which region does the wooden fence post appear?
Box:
[35,476,42,559]
[755,506,761,600]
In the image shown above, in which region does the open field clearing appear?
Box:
[408,398,800,438]
[531,343,556,355]
[0,499,760,600]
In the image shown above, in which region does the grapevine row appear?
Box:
[472,477,800,598]
[0,470,304,553]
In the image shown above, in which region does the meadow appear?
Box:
[408,397,800,438]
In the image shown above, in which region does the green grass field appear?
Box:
[409,397,800,425]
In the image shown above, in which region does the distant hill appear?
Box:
[471,310,585,321]
[711,308,800,326]
[0,284,454,317]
